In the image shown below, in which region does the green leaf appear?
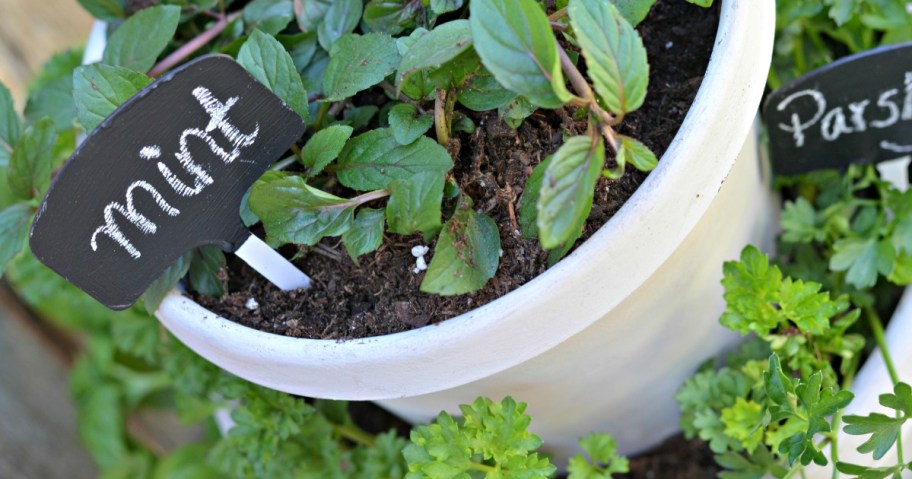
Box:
[0,203,32,273]
[843,382,912,460]
[537,135,603,249]
[386,171,444,236]
[721,398,765,453]
[29,48,83,95]
[470,0,572,109]
[342,208,385,265]
[457,68,517,111]
[142,252,191,315]
[73,64,151,132]
[78,0,126,21]
[8,117,57,200]
[396,20,473,88]
[387,103,433,145]
[336,128,452,191]
[569,0,649,116]
[323,33,401,102]
[0,83,21,165]
[152,443,220,479]
[421,196,500,295]
[500,96,537,129]
[24,75,78,133]
[363,0,420,35]
[608,0,656,26]
[188,246,225,297]
[567,432,629,477]
[110,311,161,363]
[249,173,356,246]
[830,237,895,289]
[430,0,463,15]
[294,0,331,32]
[238,29,309,122]
[607,134,656,178]
[781,198,826,243]
[300,124,353,176]
[317,0,362,51]
[102,5,181,72]
[244,0,295,35]
[519,154,553,240]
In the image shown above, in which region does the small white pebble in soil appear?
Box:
[665,40,673,49]
[411,245,429,257]
[245,297,259,310]
[412,255,428,274]
[499,249,504,258]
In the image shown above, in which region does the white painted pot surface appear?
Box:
[154,0,776,460]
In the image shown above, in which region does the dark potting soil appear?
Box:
[196,0,721,339]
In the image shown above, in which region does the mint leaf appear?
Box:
[342,208,384,265]
[294,0,331,32]
[470,0,571,109]
[537,135,604,249]
[363,0,420,35]
[457,69,517,111]
[244,0,295,35]
[317,0,362,51]
[430,0,463,15]
[250,173,356,246]
[606,134,656,179]
[421,196,500,295]
[30,48,83,95]
[73,64,151,132]
[519,154,553,240]
[238,30,309,123]
[500,96,537,129]
[336,128,452,191]
[830,237,895,289]
[102,5,181,72]
[0,203,32,273]
[300,124,353,176]
[142,252,191,315]
[188,246,226,297]
[323,33,400,102]
[608,0,656,26]
[396,20,473,89]
[569,0,649,116]
[77,0,126,21]
[386,171,444,236]
[8,117,57,200]
[0,83,20,165]
[387,103,433,145]
[24,76,78,133]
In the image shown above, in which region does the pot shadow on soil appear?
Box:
[196,0,723,346]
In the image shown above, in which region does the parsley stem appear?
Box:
[148,11,243,77]
[866,306,904,467]
[467,462,497,473]
[332,423,375,448]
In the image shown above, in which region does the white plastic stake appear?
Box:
[234,235,311,290]
[876,156,911,192]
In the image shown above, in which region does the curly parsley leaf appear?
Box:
[843,382,912,460]
[567,433,629,478]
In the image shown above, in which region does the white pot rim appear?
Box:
[157,0,776,399]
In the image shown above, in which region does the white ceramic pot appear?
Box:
[152,0,776,461]
[801,286,912,478]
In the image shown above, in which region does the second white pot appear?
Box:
[156,0,776,462]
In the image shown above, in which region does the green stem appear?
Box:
[314,102,331,131]
[866,306,904,467]
[332,423,375,448]
[548,7,567,21]
[434,89,450,147]
[467,462,497,473]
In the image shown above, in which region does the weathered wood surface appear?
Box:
[0,288,96,479]
[0,0,93,108]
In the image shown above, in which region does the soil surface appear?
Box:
[196,0,722,339]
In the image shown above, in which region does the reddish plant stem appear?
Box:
[148,11,242,77]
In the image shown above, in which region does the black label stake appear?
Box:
[30,55,308,310]
[765,41,912,189]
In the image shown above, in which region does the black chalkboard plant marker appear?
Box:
[29,55,309,310]
[764,41,912,191]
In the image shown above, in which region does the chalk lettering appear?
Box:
[848,100,870,132]
[871,89,900,128]
[90,180,180,258]
[776,89,826,148]
[822,107,853,141]
[903,72,912,120]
